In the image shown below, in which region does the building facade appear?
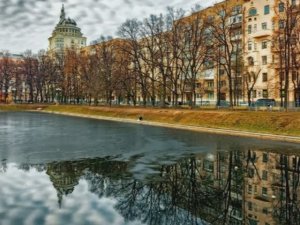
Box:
[172,0,300,106]
[48,5,87,53]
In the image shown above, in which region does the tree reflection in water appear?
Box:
[3,149,300,225]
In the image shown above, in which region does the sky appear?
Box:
[0,0,218,53]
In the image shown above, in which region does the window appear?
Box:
[248,202,253,211]
[237,15,242,23]
[248,168,255,178]
[263,153,268,162]
[262,22,267,30]
[208,92,214,100]
[248,25,252,34]
[262,41,268,49]
[248,57,254,65]
[292,0,296,6]
[279,20,285,29]
[291,34,297,45]
[264,5,270,15]
[262,187,268,196]
[232,5,242,14]
[248,185,253,194]
[253,90,257,98]
[207,81,214,88]
[279,3,285,12]
[292,71,298,80]
[262,73,268,82]
[248,42,252,50]
[249,8,257,16]
[263,89,268,98]
[254,24,257,32]
[262,56,267,65]
[263,208,269,215]
[219,69,225,75]
[262,170,268,180]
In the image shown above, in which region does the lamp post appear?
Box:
[11,88,16,103]
[55,88,62,104]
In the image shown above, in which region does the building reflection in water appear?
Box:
[3,149,300,225]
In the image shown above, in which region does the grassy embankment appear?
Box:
[1,104,300,137]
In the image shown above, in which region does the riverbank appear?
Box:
[1,104,300,143]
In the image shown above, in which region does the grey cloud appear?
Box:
[110,10,116,18]
[123,0,133,7]
[0,0,218,53]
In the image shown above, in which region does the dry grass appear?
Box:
[1,104,300,136]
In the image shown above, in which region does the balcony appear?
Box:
[231,34,242,41]
[252,29,272,38]
[230,22,242,29]
[254,194,270,202]
[204,69,215,80]
[205,86,214,92]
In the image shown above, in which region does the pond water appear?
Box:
[0,112,300,225]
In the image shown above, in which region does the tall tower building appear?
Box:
[48,4,87,52]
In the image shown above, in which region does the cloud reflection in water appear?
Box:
[0,164,143,225]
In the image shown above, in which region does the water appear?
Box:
[0,112,300,225]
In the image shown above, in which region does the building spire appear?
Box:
[60,4,65,21]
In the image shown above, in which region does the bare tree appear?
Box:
[0,51,14,103]
[139,15,162,106]
[118,19,148,106]
[208,3,244,107]
[154,8,185,107]
[273,0,300,109]
[180,8,208,107]
[22,50,38,102]
[244,60,261,106]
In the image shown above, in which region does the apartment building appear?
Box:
[244,0,300,105]
[178,0,300,106]
[244,0,276,102]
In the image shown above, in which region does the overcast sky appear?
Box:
[0,0,218,53]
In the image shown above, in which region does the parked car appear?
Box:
[255,98,276,107]
[219,100,230,107]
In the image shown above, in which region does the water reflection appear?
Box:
[1,149,300,225]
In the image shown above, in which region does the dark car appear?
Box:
[255,98,276,107]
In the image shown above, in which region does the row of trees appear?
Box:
[0,4,243,107]
[1,1,300,108]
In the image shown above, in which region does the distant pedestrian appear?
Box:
[268,104,272,111]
